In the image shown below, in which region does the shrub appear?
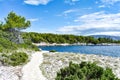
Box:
[56,62,119,80]
[18,43,39,51]
[2,52,29,66]
[0,30,39,51]
[0,37,17,50]
[49,50,57,52]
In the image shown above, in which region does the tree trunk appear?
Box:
[9,28,24,44]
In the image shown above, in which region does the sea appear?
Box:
[39,45,120,57]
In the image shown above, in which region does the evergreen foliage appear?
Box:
[56,62,119,80]
[0,12,39,51]
[2,11,30,31]
[23,32,120,44]
[1,11,31,44]
[49,50,57,52]
[0,12,39,66]
[0,30,39,52]
[0,37,17,51]
[1,52,28,66]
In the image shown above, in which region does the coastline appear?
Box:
[40,51,120,80]
[33,42,120,46]
[0,50,120,80]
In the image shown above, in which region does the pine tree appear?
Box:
[2,11,31,43]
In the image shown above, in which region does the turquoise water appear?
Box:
[39,45,120,57]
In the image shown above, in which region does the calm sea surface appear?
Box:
[39,45,120,57]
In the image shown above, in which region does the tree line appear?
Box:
[22,32,120,44]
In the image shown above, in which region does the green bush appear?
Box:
[19,43,39,51]
[0,37,17,50]
[0,30,39,51]
[56,62,119,80]
[49,50,57,52]
[2,52,28,66]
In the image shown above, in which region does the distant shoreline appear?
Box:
[33,42,120,46]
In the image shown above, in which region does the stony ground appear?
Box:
[0,66,22,80]
[40,52,120,80]
[0,51,120,80]
[0,49,35,80]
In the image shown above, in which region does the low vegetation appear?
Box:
[56,62,119,80]
[49,50,57,52]
[1,52,28,66]
[0,30,39,52]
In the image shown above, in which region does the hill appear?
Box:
[91,35,120,40]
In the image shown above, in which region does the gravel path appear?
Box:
[21,51,47,80]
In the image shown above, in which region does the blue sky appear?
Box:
[0,0,120,36]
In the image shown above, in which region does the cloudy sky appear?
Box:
[0,0,120,36]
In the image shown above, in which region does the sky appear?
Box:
[0,0,120,36]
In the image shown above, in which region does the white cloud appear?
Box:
[57,9,79,17]
[101,0,120,5]
[84,7,92,10]
[63,9,79,16]
[98,5,106,8]
[0,19,2,22]
[0,19,4,22]
[63,9,77,14]
[65,0,79,2]
[58,11,120,35]
[24,0,51,5]
[28,18,39,22]
[71,0,79,2]
[64,0,79,5]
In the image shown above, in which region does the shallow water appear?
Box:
[39,45,120,57]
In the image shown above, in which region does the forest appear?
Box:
[22,32,120,44]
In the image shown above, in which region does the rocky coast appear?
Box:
[0,50,120,80]
[40,52,120,80]
[33,42,120,46]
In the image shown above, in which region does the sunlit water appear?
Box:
[39,45,120,57]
